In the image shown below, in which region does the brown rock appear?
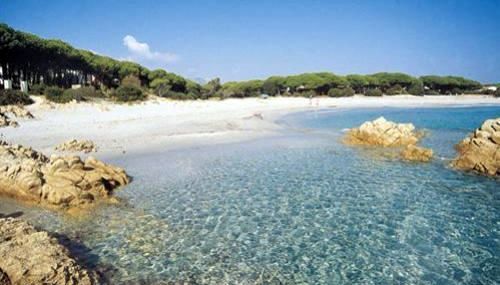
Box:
[55,139,97,153]
[0,106,34,128]
[401,145,433,162]
[0,106,34,119]
[343,117,421,147]
[0,114,17,128]
[0,141,129,210]
[451,118,500,177]
[0,267,10,285]
[0,217,98,285]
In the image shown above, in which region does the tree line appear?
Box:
[0,23,494,101]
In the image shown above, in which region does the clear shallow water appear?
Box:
[1,106,499,284]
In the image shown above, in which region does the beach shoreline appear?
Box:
[1,95,499,158]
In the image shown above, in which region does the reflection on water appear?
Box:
[1,106,499,284]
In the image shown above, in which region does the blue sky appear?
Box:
[1,0,499,83]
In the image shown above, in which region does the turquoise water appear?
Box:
[1,106,499,284]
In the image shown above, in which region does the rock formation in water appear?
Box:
[0,141,129,209]
[0,217,98,285]
[0,105,34,128]
[344,117,433,162]
[400,145,433,162]
[344,117,421,147]
[451,118,500,177]
[56,139,97,153]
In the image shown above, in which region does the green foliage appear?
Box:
[371,73,415,91]
[407,80,424,95]
[112,85,146,102]
[160,90,198,100]
[69,86,104,99]
[59,89,86,103]
[0,23,491,101]
[220,80,263,98]
[44,86,64,102]
[280,72,348,95]
[426,90,440,95]
[328,87,355,97]
[262,76,285,96]
[121,75,142,87]
[385,84,404,95]
[0,89,34,105]
[346,74,369,93]
[420,75,481,94]
[0,24,154,90]
[202,78,222,98]
[148,69,191,98]
[45,87,97,103]
[365,88,383,97]
[186,80,202,99]
[29,83,47,95]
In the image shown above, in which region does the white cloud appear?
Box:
[123,35,178,63]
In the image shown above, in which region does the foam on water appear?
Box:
[1,106,499,284]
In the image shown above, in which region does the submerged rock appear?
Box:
[344,117,433,163]
[452,118,500,177]
[343,117,421,147]
[401,145,433,162]
[56,139,97,153]
[0,217,98,285]
[0,141,129,209]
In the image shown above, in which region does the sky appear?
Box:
[1,0,499,83]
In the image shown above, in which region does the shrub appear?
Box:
[121,75,142,87]
[328,87,355,97]
[112,85,146,102]
[44,87,65,102]
[385,84,404,95]
[365,88,383,97]
[160,90,198,100]
[30,83,47,95]
[71,86,104,98]
[495,88,500,97]
[297,90,317,98]
[426,90,440,95]
[173,92,197,100]
[46,87,88,103]
[0,89,34,105]
[450,88,463,95]
[407,82,424,96]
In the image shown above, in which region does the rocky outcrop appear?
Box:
[0,217,98,285]
[344,117,433,162]
[0,105,33,128]
[0,141,129,209]
[0,106,34,119]
[0,114,17,128]
[0,267,10,285]
[344,117,421,147]
[451,118,500,177]
[401,145,433,162]
[56,139,97,153]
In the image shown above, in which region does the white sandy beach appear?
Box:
[1,95,499,157]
